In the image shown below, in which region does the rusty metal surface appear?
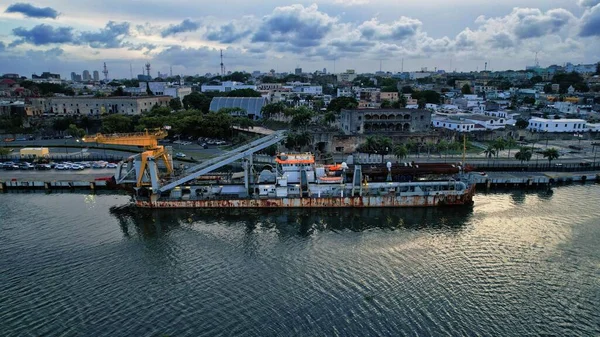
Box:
[137,185,476,208]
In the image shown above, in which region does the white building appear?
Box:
[201,81,257,92]
[553,102,579,114]
[135,82,192,100]
[527,118,587,133]
[432,118,477,132]
[463,114,508,130]
[337,87,353,97]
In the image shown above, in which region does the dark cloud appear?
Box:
[5,2,58,19]
[578,0,600,8]
[25,47,64,59]
[513,8,574,39]
[128,43,157,51]
[206,23,252,43]
[330,39,375,53]
[79,21,130,48]
[252,4,333,49]
[580,4,600,37]
[488,32,514,49]
[161,19,200,37]
[11,24,74,46]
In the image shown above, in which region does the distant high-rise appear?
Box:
[93,70,99,81]
[323,68,327,74]
[295,67,302,75]
[70,72,77,81]
[82,70,91,81]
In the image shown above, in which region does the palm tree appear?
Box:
[493,138,507,158]
[515,147,532,164]
[393,144,408,160]
[506,137,517,159]
[542,148,560,165]
[484,145,496,159]
[437,140,449,159]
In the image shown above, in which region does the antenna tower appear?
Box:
[129,63,133,79]
[220,49,225,76]
[535,52,540,67]
[145,62,151,77]
[102,62,109,81]
[170,66,173,78]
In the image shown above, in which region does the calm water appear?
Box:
[1,186,599,337]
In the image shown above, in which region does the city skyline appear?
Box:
[0,0,599,78]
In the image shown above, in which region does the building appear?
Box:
[0,100,27,117]
[295,67,302,75]
[380,91,399,102]
[82,70,91,81]
[201,81,257,93]
[209,97,268,120]
[287,83,323,95]
[337,70,357,83]
[432,118,477,132]
[30,96,171,116]
[340,109,432,135]
[93,70,100,81]
[32,72,60,80]
[134,82,192,100]
[527,118,587,133]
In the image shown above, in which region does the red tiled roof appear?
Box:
[0,79,16,85]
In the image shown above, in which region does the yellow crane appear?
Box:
[82,129,173,187]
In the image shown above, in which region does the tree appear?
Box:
[522,96,536,105]
[323,112,336,124]
[169,97,182,111]
[484,145,496,158]
[542,148,560,165]
[225,89,261,97]
[182,92,211,112]
[101,114,132,133]
[493,138,507,158]
[393,144,408,160]
[66,124,86,138]
[285,131,311,151]
[290,107,314,130]
[0,147,10,156]
[596,62,600,75]
[401,86,413,94]
[261,102,286,119]
[327,96,358,113]
[380,99,392,108]
[146,82,153,96]
[436,140,449,158]
[358,135,393,162]
[112,87,125,96]
[544,83,553,93]
[515,147,532,164]
[461,84,472,95]
[506,137,517,159]
[515,119,529,129]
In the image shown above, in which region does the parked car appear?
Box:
[19,163,35,170]
[70,164,85,170]
[2,162,19,170]
[92,161,107,169]
[55,164,67,170]
[64,135,73,139]
[106,163,118,168]
[175,152,186,158]
[35,164,52,170]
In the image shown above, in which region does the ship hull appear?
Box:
[136,186,475,208]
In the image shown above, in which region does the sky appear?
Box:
[0,0,599,79]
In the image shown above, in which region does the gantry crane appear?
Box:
[83,129,173,187]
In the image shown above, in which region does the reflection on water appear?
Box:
[109,205,475,238]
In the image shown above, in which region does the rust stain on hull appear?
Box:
[137,186,476,209]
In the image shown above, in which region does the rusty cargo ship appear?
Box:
[133,152,476,209]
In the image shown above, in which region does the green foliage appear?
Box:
[542,148,560,164]
[381,86,398,93]
[484,145,496,158]
[323,112,336,124]
[101,114,133,133]
[182,92,212,112]
[515,119,529,129]
[288,107,314,130]
[261,102,286,119]
[221,71,251,83]
[225,89,262,97]
[285,131,311,150]
[145,82,153,96]
[461,84,472,95]
[515,147,532,163]
[169,97,182,111]
[522,96,536,105]
[411,90,441,105]
[67,124,86,138]
[327,96,358,113]
[530,75,543,84]
[492,138,507,158]
[20,81,74,96]
[393,144,408,159]
[380,99,392,108]
[112,87,125,96]
[52,117,76,131]
[357,135,393,157]
[400,86,413,94]
[0,147,10,155]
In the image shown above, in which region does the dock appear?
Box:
[0,169,116,191]
[472,171,600,189]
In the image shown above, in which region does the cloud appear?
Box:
[512,8,575,39]
[5,2,58,19]
[161,19,200,37]
[358,17,422,40]
[128,43,157,51]
[252,4,335,48]
[206,23,252,43]
[580,4,600,36]
[155,46,213,67]
[11,24,74,46]
[333,0,369,6]
[578,0,600,8]
[487,32,515,49]
[79,21,130,48]
[25,47,64,59]
[0,41,5,52]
